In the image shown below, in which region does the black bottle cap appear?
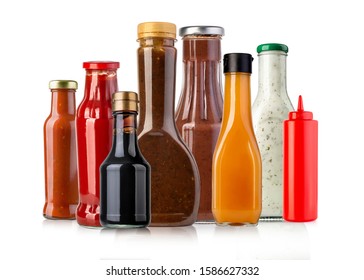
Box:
[223,53,253,74]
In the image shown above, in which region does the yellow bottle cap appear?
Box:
[137,22,176,40]
[49,80,78,90]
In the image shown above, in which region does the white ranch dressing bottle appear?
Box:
[252,43,294,219]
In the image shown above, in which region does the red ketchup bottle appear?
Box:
[76,61,119,227]
[283,95,318,222]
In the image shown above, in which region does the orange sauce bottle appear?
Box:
[212,53,262,225]
[43,80,79,219]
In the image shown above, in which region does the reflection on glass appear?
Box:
[212,222,310,260]
[42,219,76,230]
[99,227,151,260]
[256,222,310,260]
[148,226,198,242]
[213,224,261,260]
[99,226,198,261]
[100,227,151,238]
[148,226,198,260]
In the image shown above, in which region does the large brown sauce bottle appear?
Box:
[175,26,224,222]
[137,22,200,226]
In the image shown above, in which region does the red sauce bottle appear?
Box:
[283,95,318,222]
[76,61,119,227]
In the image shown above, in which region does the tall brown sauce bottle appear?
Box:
[137,22,200,226]
[175,26,224,222]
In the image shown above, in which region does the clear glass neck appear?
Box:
[176,35,223,122]
[84,69,118,101]
[182,35,222,61]
[51,89,76,115]
[111,112,139,158]
[257,51,288,97]
[224,73,252,122]
[138,37,175,48]
[137,36,177,131]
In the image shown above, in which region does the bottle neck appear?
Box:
[137,37,177,131]
[50,89,76,115]
[223,73,253,123]
[183,35,221,61]
[84,69,118,101]
[258,51,288,97]
[177,36,223,121]
[110,112,139,158]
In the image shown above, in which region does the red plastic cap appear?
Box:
[289,95,313,120]
[83,61,120,70]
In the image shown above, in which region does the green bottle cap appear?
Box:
[257,43,288,53]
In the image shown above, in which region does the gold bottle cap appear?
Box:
[112,91,139,112]
[49,80,78,90]
[137,22,176,40]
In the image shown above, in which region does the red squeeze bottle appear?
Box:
[283,95,318,222]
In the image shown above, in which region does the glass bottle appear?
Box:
[252,43,294,219]
[76,61,119,227]
[175,26,224,222]
[100,91,150,228]
[212,53,262,226]
[43,80,78,219]
[137,22,200,226]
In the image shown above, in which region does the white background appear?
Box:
[0,0,362,279]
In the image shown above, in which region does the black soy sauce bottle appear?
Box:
[100,91,150,228]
